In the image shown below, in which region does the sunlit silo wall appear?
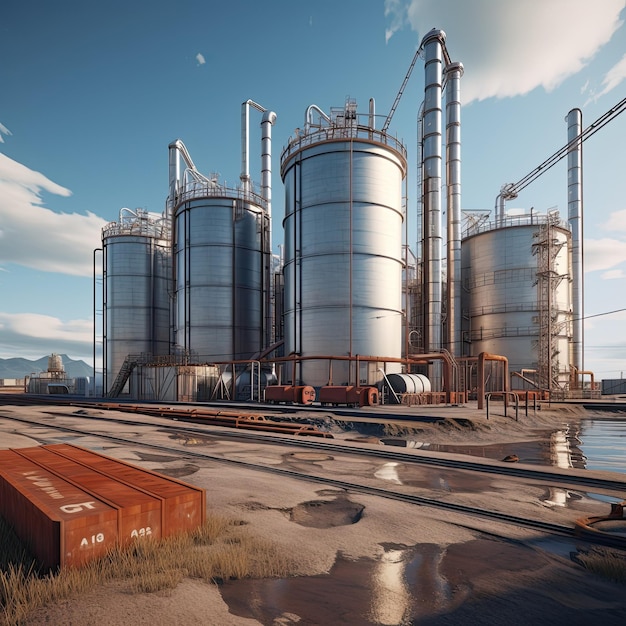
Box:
[461,213,572,386]
[102,210,171,393]
[173,185,270,362]
[280,101,407,387]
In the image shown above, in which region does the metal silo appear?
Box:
[173,188,269,361]
[102,209,171,394]
[461,212,572,387]
[280,99,407,387]
[169,105,275,362]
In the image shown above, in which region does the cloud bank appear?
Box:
[584,209,626,274]
[385,0,625,103]
[0,152,106,277]
[0,312,93,361]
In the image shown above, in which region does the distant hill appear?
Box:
[0,355,93,379]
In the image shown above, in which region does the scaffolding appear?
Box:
[533,212,568,390]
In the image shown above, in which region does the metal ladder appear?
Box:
[107,354,141,398]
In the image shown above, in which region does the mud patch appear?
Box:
[288,495,364,528]
[167,431,217,446]
[241,501,270,511]
[154,463,199,478]
[286,451,334,462]
[133,451,178,463]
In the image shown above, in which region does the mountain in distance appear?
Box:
[0,355,94,379]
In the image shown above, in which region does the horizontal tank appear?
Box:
[386,373,431,394]
[173,184,270,362]
[281,100,407,387]
[461,212,572,386]
[102,209,171,394]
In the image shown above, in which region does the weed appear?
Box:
[0,513,296,626]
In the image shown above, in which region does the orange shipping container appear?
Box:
[0,450,119,570]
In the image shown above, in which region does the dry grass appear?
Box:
[575,546,626,584]
[0,513,296,626]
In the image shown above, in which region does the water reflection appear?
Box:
[412,418,626,475]
[374,462,403,485]
[370,547,413,625]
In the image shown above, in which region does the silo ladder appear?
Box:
[107,355,140,398]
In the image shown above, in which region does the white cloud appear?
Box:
[602,208,626,233]
[0,312,93,361]
[385,0,407,44]
[387,0,625,103]
[0,122,11,143]
[0,152,106,276]
[601,269,625,279]
[195,52,206,66]
[591,53,626,102]
[585,237,626,272]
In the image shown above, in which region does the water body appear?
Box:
[568,418,626,474]
[412,416,626,474]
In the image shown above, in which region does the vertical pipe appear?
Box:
[260,111,277,225]
[168,142,181,213]
[445,61,463,357]
[261,110,277,348]
[567,108,583,372]
[240,102,251,192]
[94,247,102,397]
[421,29,445,386]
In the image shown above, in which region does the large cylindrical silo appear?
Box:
[173,188,270,362]
[461,213,572,386]
[280,100,407,387]
[102,209,171,393]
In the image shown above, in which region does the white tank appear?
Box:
[280,101,407,386]
[102,209,171,394]
[461,212,572,386]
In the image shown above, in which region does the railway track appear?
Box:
[2,407,626,548]
[18,407,626,494]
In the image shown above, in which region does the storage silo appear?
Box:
[169,103,276,366]
[102,209,171,393]
[280,99,407,386]
[461,211,573,387]
[172,189,269,361]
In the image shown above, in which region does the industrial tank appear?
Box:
[461,211,572,386]
[173,186,270,362]
[280,100,407,387]
[102,209,171,393]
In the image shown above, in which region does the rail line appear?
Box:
[2,409,626,548]
[21,408,626,494]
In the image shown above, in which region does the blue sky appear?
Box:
[1,0,626,379]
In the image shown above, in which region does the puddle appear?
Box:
[375,462,403,484]
[288,495,364,528]
[421,438,552,465]
[219,539,576,625]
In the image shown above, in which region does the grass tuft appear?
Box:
[575,546,626,584]
[0,513,296,626]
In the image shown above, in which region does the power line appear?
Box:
[581,307,626,321]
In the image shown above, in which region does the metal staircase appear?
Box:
[107,354,141,398]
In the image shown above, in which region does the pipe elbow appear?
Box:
[445,61,464,77]
[420,28,446,48]
[262,110,277,125]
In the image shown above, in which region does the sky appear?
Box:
[1,0,626,380]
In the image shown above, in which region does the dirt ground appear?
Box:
[4,401,626,625]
